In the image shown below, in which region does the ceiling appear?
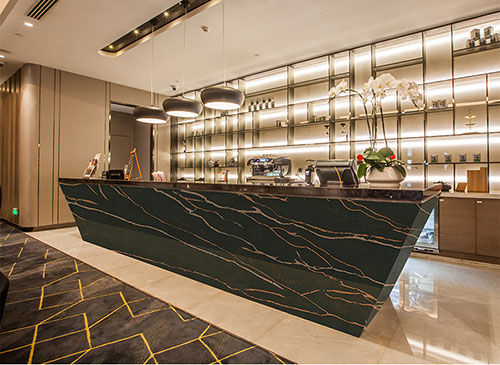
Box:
[0,0,499,96]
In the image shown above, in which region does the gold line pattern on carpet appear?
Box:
[0,224,290,364]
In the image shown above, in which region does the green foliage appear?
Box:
[356,147,406,179]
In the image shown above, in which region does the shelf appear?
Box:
[289,76,329,89]
[330,72,350,81]
[254,126,288,132]
[453,42,500,57]
[425,107,454,114]
[245,105,287,113]
[289,97,330,106]
[373,57,423,72]
[426,162,487,165]
[291,120,331,127]
[245,85,288,98]
[205,166,239,169]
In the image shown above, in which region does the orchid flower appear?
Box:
[328,79,348,97]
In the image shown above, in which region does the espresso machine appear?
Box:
[246,156,292,184]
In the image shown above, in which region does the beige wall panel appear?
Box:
[19,64,40,228]
[38,66,55,226]
[157,123,171,180]
[0,71,21,224]
[52,70,61,223]
[110,83,150,107]
[58,71,106,223]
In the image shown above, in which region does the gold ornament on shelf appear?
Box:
[464,110,476,131]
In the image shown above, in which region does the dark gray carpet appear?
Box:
[0,222,290,364]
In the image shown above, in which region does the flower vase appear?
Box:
[366,166,405,188]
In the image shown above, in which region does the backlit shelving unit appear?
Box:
[171,12,500,192]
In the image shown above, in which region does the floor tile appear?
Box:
[188,290,288,342]
[254,315,386,364]
[378,347,434,364]
[104,260,176,288]
[140,274,222,312]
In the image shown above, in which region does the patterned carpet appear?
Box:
[0,222,290,364]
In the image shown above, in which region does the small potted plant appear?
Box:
[329,74,423,188]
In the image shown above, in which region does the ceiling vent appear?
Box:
[26,0,59,20]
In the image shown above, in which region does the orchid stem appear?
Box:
[339,88,372,149]
[379,104,388,148]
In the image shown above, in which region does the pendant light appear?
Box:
[200,0,244,110]
[163,1,202,118]
[134,22,168,124]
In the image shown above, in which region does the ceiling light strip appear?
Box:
[100,0,221,58]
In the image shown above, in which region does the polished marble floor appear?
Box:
[27,227,500,364]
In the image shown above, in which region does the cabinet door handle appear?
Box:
[439,199,445,202]
[477,201,482,204]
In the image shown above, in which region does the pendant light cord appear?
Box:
[182,3,187,97]
[151,24,154,106]
[222,0,225,84]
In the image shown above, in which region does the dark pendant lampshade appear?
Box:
[201,86,245,110]
[133,106,167,124]
[163,97,203,118]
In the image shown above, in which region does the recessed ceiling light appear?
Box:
[164,11,169,16]
[109,45,114,49]
[134,29,139,34]
[24,21,34,27]
[0,55,5,59]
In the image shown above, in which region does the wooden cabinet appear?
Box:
[439,196,500,259]
[476,199,500,257]
[439,198,476,254]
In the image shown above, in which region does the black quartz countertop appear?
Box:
[59,178,441,203]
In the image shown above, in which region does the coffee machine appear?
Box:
[246,156,292,184]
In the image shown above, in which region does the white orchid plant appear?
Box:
[328,73,423,180]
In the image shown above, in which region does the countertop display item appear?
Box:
[83,153,101,179]
[315,159,359,188]
[246,156,291,184]
[124,148,142,181]
[329,73,423,188]
[216,170,229,183]
[59,178,441,337]
[431,155,438,163]
[106,169,124,180]
[467,167,488,192]
[456,182,467,192]
[434,181,452,192]
[465,25,499,48]
[444,153,452,164]
[459,153,467,163]
[228,156,238,167]
[430,99,446,109]
[474,153,482,162]
[152,171,167,182]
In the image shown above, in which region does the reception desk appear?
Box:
[59,178,440,337]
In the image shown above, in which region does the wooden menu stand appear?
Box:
[467,167,488,193]
[124,148,142,181]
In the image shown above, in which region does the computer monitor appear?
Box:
[315,159,359,187]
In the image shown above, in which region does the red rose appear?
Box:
[356,154,363,161]
[390,154,396,160]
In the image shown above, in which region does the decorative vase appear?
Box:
[366,166,405,188]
